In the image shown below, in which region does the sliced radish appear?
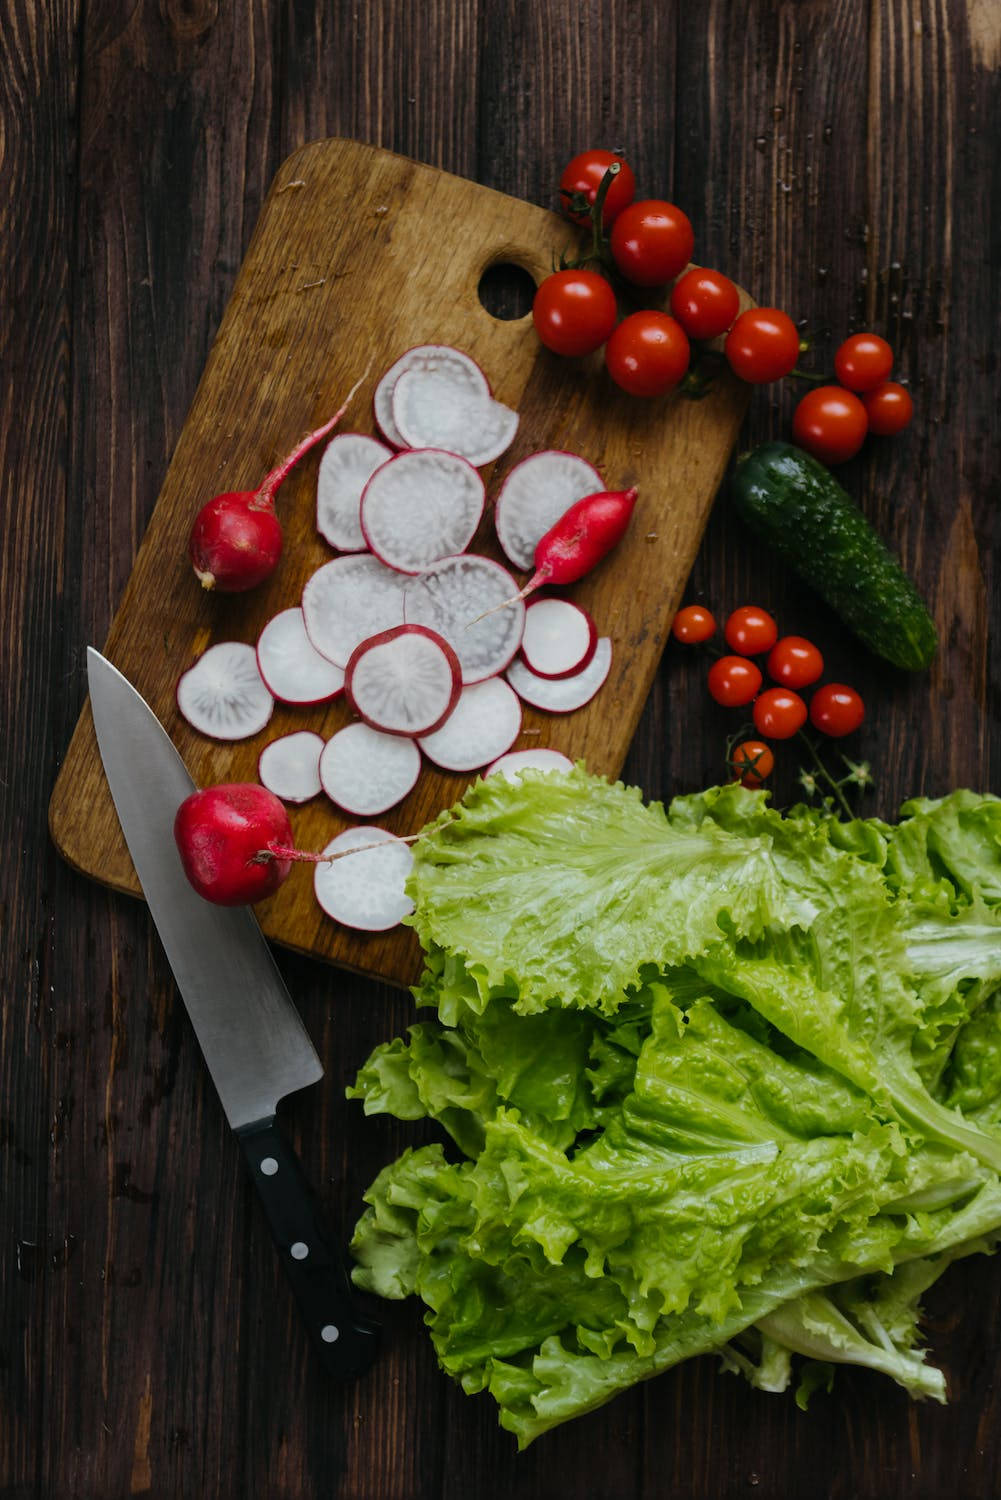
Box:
[258,731,324,803]
[176,642,274,741]
[316,433,392,551]
[373,345,490,449]
[314,827,415,931]
[256,607,345,705]
[319,723,421,816]
[301,554,406,668]
[494,450,604,570]
[486,749,575,781]
[520,598,598,680]
[345,624,460,736]
[360,449,485,573]
[506,637,613,713]
[403,554,525,685]
[391,368,519,467]
[418,678,522,771]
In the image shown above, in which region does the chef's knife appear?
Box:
[86,647,379,1378]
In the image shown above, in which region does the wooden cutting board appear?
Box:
[49,138,749,988]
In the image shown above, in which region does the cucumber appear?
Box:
[731,441,937,671]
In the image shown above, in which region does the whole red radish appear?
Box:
[174,782,297,906]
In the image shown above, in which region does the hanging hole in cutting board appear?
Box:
[477,262,536,321]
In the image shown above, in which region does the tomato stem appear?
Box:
[588,163,620,265]
[786,366,827,385]
[796,732,855,819]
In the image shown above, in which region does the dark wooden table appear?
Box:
[3,3,999,1497]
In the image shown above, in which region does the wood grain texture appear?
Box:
[2,1,999,1497]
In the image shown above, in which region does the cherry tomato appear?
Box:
[532,270,618,357]
[862,381,914,436]
[707,655,762,707]
[559,150,636,227]
[791,385,869,465]
[670,267,741,340]
[833,333,894,392]
[731,739,775,787]
[809,683,865,737]
[605,311,690,397]
[724,605,778,655]
[752,687,807,739]
[672,604,717,644]
[766,635,824,688]
[724,308,800,384]
[609,200,694,287]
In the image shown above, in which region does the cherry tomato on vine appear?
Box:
[605,310,690,397]
[609,200,694,287]
[833,333,894,392]
[724,605,778,655]
[752,687,807,739]
[532,270,618,357]
[724,308,800,384]
[672,604,717,643]
[707,655,762,707]
[766,635,824,688]
[559,150,636,227]
[791,385,869,465]
[809,683,865,737]
[862,381,914,436]
[670,267,741,340]
[731,739,775,787]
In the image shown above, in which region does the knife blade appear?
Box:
[86,647,379,1378]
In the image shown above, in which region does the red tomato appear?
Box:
[670,268,741,340]
[724,309,800,384]
[766,636,824,688]
[605,311,690,397]
[833,333,894,392]
[752,687,807,739]
[672,604,717,644]
[810,683,865,737]
[609,200,695,287]
[862,381,914,436]
[559,150,636,227]
[792,385,869,465]
[724,605,778,655]
[707,655,762,707]
[731,739,775,787]
[532,271,618,357]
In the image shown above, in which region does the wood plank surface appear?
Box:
[3,2,999,1497]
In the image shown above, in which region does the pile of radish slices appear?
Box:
[177,345,625,931]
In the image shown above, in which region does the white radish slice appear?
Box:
[403,554,525,685]
[373,345,491,449]
[176,642,274,741]
[258,731,324,803]
[314,827,414,932]
[256,608,345,705]
[316,433,392,550]
[391,368,519,467]
[319,723,420,816]
[494,450,604,570]
[520,598,598,680]
[486,749,575,781]
[418,678,522,771]
[345,624,460,736]
[301,554,406,668]
[506,637,613,713]
[360,449,485,573]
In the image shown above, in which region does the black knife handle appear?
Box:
[237,1118,380,1379]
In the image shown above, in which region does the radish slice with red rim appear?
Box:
[506,637,613,712]
[391,368,519,467]
[258,731,324,803]
[374,345,490,449]
[314,827,415,931]
[319,723,420,816]
[256,607,345,704]
[494,450,604,570]
[520,598,598,679]
[176,642,274,740]
[360,448,485,573]
[316,433,391,551]
[301,554,406,668]
[403,553,525,684]
[486,748,575,781]
[345,623,460,736]
[418,678,522,771]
